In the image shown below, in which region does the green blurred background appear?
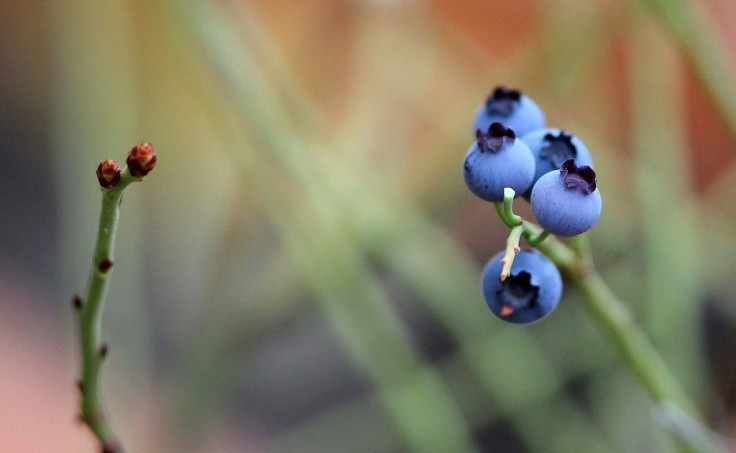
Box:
[2,0,736,451]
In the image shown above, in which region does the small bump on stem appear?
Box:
[99,344,108,359]
[76,380,84,392]
[98,259,113,273]
[73,295,83,310]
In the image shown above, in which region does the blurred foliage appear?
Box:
[2,0,736,451]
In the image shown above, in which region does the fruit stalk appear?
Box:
[500,225,523,281]
[496,191,724,452]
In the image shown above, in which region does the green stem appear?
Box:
[571,265,694,410]
[494,188,523,228]
[526,229,550,247]
[76,167,140,452]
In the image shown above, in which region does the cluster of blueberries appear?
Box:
[463,86,602,323]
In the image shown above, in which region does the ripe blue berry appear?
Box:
[482,249,562,324]
[531,159,602,237]
[474,86,545,137]
[463,123,536,202]
[520,128,594,199]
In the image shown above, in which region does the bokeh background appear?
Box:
[2,0,736,451]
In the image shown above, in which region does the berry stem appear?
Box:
[500,225,524,281]
[76,154,155,452]
[494,188,523,228]
[494,190,724,452]
[526,229,550,247]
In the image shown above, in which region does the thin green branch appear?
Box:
[526,229,550,247]
[75,145,156,453]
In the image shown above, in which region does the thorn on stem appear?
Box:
[98,259,113,273]
[73,295,83,310]
[100,344,108,359]
[76,380,84,392]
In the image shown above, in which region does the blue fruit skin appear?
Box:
[482,249,562,324]
[520,128,594,199]
[474,94,545,137]
[530,169,602,237]
[463,138,535,202]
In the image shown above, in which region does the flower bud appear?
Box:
[96,159,121,188]
[126,142,157,178]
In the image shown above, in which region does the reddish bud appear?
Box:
[96,159,121,188]
[126,142,157,178]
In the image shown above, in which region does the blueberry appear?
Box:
[530,159,602,237]
[463,122,535,202]
[520,128,594,199]
[482,249,562,324]
[474,86,545,137]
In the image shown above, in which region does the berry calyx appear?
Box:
[496,271,540,317]
[476,122,517,153]
[560,159,597,194]
[540,131,578,168]
[484,86,522,118]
